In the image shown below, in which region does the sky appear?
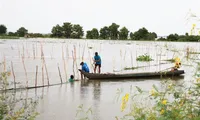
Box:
[0,0,200,36]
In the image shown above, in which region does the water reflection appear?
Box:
[80,80,89,99]
[92,80,101,120]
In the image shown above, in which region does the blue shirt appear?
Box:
[82,63,90,73]
[94,55,101,65]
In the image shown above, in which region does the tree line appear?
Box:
[0,25,28,37]
[1,23,200,42]
[51,22,158,40]
[51,22,84,38]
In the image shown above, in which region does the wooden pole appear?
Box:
[74,45,79,79]
[22,44,25,58]
[130,50,133,67]
[22,56,28,88]
[72,51,75,77]
[43,58,49,86]
[35,65,38,87]
[40,43,50,86]
[11,61,16,89]
[33,44,35,59]
[42,64,44,87]
[3,55,6,72]
[18,44,20,58]
[36,42,38,58]
[62,45,68,82]
[57,63,63,83]
[82,44,86,61]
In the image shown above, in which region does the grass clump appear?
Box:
[136,54,153,61]
[124,67,139,70]
[162,58,175,63]
[0,36,19,39]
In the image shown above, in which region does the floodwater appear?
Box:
[0,38,200,120]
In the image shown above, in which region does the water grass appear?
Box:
[136,54,153,61]
[124,67,139,70]
[161,58,175,62]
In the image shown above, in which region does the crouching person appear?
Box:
[80,62,90,80]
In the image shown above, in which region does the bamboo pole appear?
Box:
[18,44,20,58]
[62,44,64,60]
[41,51,49,86]
[25,89,28,108]
[130,50,133,67]
[11,61,16,89]
[87,44,94,72]
[22,44,25,58]
[40,42,50,86]
[26,44,30,58]
[72,51,75,77]
[51,44,53,60]
[40,42,43,59]
[65,45,69,58]
[3,55,6,72]
[43,58,49,86]
[63,45,67,82]
[35,65,38,87]
[33,44,35,59]
[22,56,28,88]
[74,45,79,79]
[124,49,127,67]
[57,63,63,84]
[82,43,86,61]
[36,42,38,58]
[42,64,44,87]
[120,49,122,70]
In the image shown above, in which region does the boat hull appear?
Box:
[79,70,185,80]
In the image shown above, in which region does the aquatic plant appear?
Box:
[0,71,39,120]
[136,54,153,61]
[116,78,200,120]
[75,104,93,120]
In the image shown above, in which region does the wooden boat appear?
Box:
[78,69,184,80]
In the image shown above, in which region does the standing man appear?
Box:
[94,52,101,73]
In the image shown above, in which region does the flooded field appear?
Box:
[0,38,200,120]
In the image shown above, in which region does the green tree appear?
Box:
[133,27,149,40]
[0,25,7,35]
[157,37,167,41]
[99,26,110,39]
[146,32,157,40]
[71,24,84,39]
[16,27,28,37]
[167,33,179,41]
[51,24,63,37]
[91,28,99,39]
[86,28,99,39]
[86,30,92,39]
[119,27,129,40]
[8,32,17,36]
[62,22,72,38]
[130,32,135,40]
[109,23,120,40]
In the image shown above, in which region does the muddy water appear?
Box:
[0,38,200,120]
